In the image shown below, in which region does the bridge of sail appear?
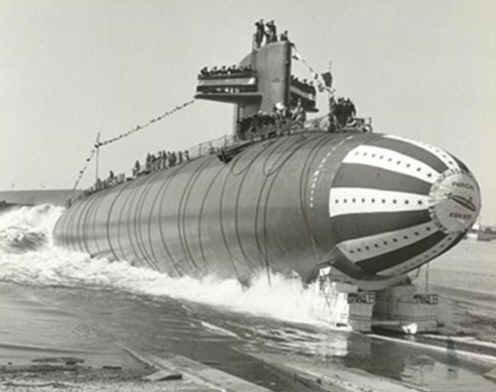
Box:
[194,39,319,139]
[195,67,260,104]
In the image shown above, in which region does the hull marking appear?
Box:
[337,221,438,263]
[329,188,432,217]
[343,145,440,184]
[378,233,458,276]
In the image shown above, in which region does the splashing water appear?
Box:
[0,205,349,327]
[0,204,63,253]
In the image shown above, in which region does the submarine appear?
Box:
[53,22,481,301]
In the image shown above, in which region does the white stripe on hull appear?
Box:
[384,134,460,171]
[343,145,440,184]
[378,233,458,276]
[329,188,432,217]
[337,221,437,263]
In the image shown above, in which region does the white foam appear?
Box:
[0,205,350,327]
[0,204,64,242]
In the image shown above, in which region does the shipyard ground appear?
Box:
[0,350,425,392]
[2,342,495,391]
[2,282,496,392]
[0,360,264,392]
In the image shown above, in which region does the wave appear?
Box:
[0,205,349,327]
[0,205,63,253]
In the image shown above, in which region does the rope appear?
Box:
[96,99,195,148]
[72,147,97,193]
[70,99,195,195]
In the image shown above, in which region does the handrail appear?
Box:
[198,71,256,80]
[67,115,372,207]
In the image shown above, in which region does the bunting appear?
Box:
[291,47,335,96]
[70,98,195,194]
[95,99,195,148]
[71,147,97,192]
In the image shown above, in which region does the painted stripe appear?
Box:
[450,154,469,173]
[330,248,379,280]
[384,135,460,172]
[331,210,432,243]
[356,231,447,274]
[329,188,432,217]
[328,248,407,289]
[378,233,459,276]
[368,136,448,173]
[337,221,438,263]
[332,164,432,195]
[343,145,440,184]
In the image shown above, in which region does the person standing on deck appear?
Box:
[254,19,265,48]
[328,95,337,132]
[265,20,277,43]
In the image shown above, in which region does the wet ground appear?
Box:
[1,280,495,392]
[0,206,495,391]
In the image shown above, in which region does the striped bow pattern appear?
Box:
[330,134,481,277]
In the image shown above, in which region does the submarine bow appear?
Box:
[53,132,480,289]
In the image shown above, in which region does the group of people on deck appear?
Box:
[198,65,254,80]
[290,75,316,96]
[133,150,190,177]
[254,19,289,48]
[237,100,306,139]
[79,149,192,199]
[329,96,357,131]
[237,94,362,138]
[72,95,363,206]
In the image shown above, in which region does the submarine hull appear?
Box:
[53,131,480,288]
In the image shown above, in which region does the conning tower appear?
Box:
[194,31,317,140]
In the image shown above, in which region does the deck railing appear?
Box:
[68,115,372,206]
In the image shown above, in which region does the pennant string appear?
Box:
[71,99,195,194]
[292,47,335,96]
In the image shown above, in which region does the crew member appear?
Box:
[328,96,337,132]
[335,98,347,127]
[133,160,141,177]
[169,152,177,167]
[265,20,277,43]
[254,19,265,48]
[292,99,306,124]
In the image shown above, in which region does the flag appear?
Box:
[292,52,302,61]
[321,72,333,88]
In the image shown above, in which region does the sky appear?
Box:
[1,0,495,219]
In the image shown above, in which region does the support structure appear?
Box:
[372,285,439,333]
[317,267,440,333]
